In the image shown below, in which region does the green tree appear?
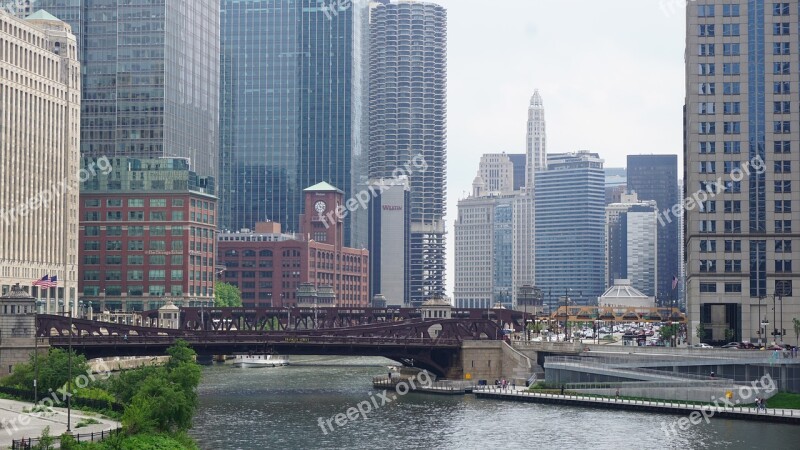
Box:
[214,282,242,307]
[696,323,706,341]
[2,348,89,395]
[724,328,736,343]
[793,318,800,346]
[660,324,679,344]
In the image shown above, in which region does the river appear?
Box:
[190,356,800,449]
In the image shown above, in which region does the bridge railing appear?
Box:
[49,333,465,347]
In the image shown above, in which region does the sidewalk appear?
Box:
[0,398,120,447]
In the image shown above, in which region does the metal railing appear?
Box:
[12,428,121,450]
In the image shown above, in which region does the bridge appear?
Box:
[34,306,686,379]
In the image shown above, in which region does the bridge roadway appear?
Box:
[38,315,502,378]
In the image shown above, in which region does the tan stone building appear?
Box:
[0,10,80,314]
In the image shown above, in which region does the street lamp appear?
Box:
[67,302,73,433]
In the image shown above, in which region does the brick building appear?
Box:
[218,183,369,308]
[78,157,217,312]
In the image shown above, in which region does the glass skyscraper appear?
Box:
[30,0,220,179]
[219,0,369,246]
[369,0,447,306]
[534,152,606,306]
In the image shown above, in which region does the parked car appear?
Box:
[721,342,741,349]
[693,343,714,349]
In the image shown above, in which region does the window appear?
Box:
[128,270,143,281]
[85,199,101,208]
[723,161,740,173]
[775,141,791,153]
[105,255,122,265]
[699,142,716,154]
[774,2,790,15]
[85,226,100,237]
[699,201,716,213]
[149,241,166,251]
[724,200,741,213]
[172,199,185,207]
[128,199,144,207]
[698,5,715,17]
[775,180,791,193]
[128,240,143,251]
[725,283,742,293]
[774,161,791,173]
[147,269,166,281]
[700,161,716,173]
[724,181,741,193]
[150,211,167,221]
[106,241,122,251]
[774,101,791,114]
[699,83,716,95]
[149,286,165,296]
[150,199,166,207]
[172,211,184,221]
[106,226,122,236]
[773,23,790,35]
[724,240,742,253]
[776,260,793,273]
[699,122,716,134]
[723,4,739,17]
[700,260,717,273]
[171,255,184,265]
[149,255,166,265]
[723,102,740,115]
[774,62,791,75]
[774,121,791,134]
[700,220,717,233]
[722,24,739,36]
[150,226,166,236]
[724,220,742,233]
[774,81,791,94]
[776,240,792,253]
[171,270,184,281]
[700,283,717,293]
[774,42,791,55]
[723,141,741,154]
[171,241,184,251]
[699,24,715,36]
[723,122,741,134]
[128,255,144,265]
[775,220,792,233]
[699,44,715,56]
[723,82,740,95]
[725,260,742,273]
[699,63,715,76]
[84,255,100,265]
[699,102,715,114]
[171,226,184,236]
[723,63,740,75]
[723,43,740,56]
[128,226,144,236]
[778,207,793,221]
[700,240,717,253]
[128,211,144,221]
[775,280,793,296]
[106,211,122,221]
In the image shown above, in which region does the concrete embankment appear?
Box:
[89,356,169,373]
[475,388,800,424]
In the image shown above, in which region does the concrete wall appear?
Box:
[0,338,48,376]
[89,356,170,373]
[461,341,533,382]
[577,386,777,404]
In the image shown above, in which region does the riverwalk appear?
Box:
[0,398,120,448]
[474,387,800,424]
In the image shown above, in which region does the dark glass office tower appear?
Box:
[627,155,680,304]
[30,0,220,179]
[369,0,447,306]
[218,0,369,245]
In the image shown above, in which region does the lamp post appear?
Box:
[758,295,765,346]
[773,294,778,345]
[67,300,73,433]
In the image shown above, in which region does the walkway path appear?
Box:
[474,387,800,424]
[0,398,120,448]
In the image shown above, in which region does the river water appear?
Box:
[190,356,800,450]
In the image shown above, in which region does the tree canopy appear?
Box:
[214,282,242,307]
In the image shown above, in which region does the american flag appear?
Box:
[672,275,678,290]
[32,275,57,288]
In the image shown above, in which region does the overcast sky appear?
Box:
[438,0,687,295]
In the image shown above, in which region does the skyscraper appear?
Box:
[605,193,658,297]
[30,0,221,179]
[535,152,605,306]
[0,10,80,312]
[369,0,447,306]
[686,0,799,344]
[526,90,547,185]
[627,155,680,303]
[218,0,369,245]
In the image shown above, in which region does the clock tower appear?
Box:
[301,182,345,245]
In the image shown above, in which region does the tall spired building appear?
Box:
[526,90,547,184]
[219,0,369,244]
[369,0,447,306]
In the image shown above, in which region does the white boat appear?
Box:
[232,354,289,368]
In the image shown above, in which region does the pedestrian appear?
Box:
[755,398,760,412]
[512,380,516,390]
[615,388,620,399]
[560,385,565,395]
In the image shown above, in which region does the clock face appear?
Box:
[314,201,327,214]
